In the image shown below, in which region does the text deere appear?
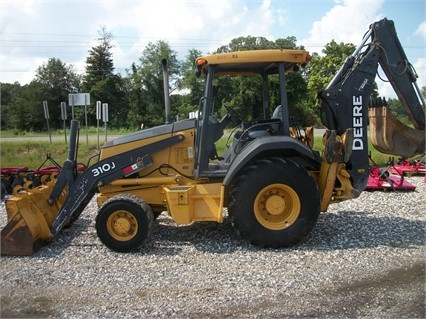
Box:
[352,95,364,150]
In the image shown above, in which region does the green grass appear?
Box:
[0,127,134,138]
[0,141,100,168]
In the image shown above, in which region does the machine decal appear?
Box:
[122,155,153,177]
[188,147,194,158]
[92,162,116,177]
[352,95,364,150]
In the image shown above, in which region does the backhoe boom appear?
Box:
[319,17,425,192]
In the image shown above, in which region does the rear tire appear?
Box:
[96,194,154,252]
[228,157,320,248]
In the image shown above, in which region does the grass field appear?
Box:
[0,127,133,138]
[0,127,129,168]
[0,140,100,168]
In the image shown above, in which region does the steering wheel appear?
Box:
[223,103,245,122]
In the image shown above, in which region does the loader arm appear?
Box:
[319,17,425,193]
[51,134,184,236]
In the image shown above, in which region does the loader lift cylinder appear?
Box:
[48,120,80,204]
[67,119,79,166]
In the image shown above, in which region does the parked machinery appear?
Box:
[1,18,424,255]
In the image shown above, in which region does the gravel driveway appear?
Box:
[1,176,425,318]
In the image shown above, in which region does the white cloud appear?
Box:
[370,57,425,100]
[0,55,45,84]
[300,0,385,54]
[414,21,426,39]
[298,0,426,99]
[377,80,395,99]
[1,0,286,84]
[413,57,426,88]
[378,23,425,98]
[1,0,423,92]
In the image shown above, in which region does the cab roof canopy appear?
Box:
[195,49,311,76]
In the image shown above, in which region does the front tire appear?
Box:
[228,157,320,248]
[96,194,154,252]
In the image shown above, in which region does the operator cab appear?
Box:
[193,49,312,179]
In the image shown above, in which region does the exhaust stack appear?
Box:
[162,59,171,124]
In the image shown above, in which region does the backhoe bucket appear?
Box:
[368,106,425,158]
[1,177,67,256]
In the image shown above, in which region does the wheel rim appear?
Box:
[254,183,301,230]
[106,210,139,241]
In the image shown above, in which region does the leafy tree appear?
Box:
[2,59,80,131]
[177,49,204,109]
[305,40,380,121]
[34,58,81,129]
[0,82,22,129]
[83,27,126,128]
[283,73,312,126]
[7,81,46,131]
[134,40,180,127]
[165,49,206,122]
[215,35,300,53]
[275,36,301,50]
[306,40,356,101]
[90,74,126,128]
[84,27,115,88]
[124,63,145,129]
[2,58,81,131]
[385,97,411,125]
[199,36,310,125]
[385,86,425,127]
[216,36,273,52]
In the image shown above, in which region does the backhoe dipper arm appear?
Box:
[374,18,425,130]
[50,134,184,236]
[318,17,425,192]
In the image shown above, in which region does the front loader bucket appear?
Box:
[1,120,82,256]
[369,106,425,158]
[1,169,68,256]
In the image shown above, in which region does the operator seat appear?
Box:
[272,105,282,119]
[224,106,284,163]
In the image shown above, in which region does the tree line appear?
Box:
[0,28,419,132]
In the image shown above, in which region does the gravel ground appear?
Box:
[0,176,425,318]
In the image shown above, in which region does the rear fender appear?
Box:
[223,135,321,186]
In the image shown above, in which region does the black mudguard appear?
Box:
[223,135,321,186]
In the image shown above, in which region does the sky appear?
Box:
[1,0,425,98]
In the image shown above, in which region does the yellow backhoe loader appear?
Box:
[1,17,424,255]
